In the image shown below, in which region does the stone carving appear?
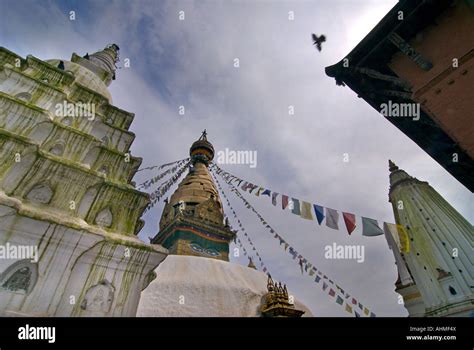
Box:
[101,135,110,147]
[195,198,222,224]
[61,116,72,126]
[49,142,65,156]
[98,165,108,175]
[0,260,38,294]
[26,183,53,204]
[95,208,113,228]
[80,279,115,313]
[14,92,32,102]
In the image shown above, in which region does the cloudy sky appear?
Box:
[1,0,472,317]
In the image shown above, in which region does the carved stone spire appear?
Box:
[74,44,120,86]
[388,162,474,316]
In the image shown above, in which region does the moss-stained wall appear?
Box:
[0,46,168,316]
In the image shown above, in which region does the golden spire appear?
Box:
[154,132,236,261]
[260,275,305,317]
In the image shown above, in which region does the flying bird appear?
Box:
[312,33,326,52]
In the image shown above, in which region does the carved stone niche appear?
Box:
[14,92,32,102]
[49,141,65,156]
[26,183,54,204]
[80,279,115,315]
[0,260,38,295]
[95,208,113,228]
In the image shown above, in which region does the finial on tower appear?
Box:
[267,275,275,292]
[73,43,120,86]
[261,275,305,317]
[199,129,208,141]
[190,130,214,165]
[389,159,399,172]
[248,257,257,270]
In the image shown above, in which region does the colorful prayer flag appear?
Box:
[300,201,314,220]
[323,282,328,291]
[282,195,289,210]
[315,276,321,283]
[397,224,410,253]
[362,217,384,236]
[325,208,339,230]
[345,303,353,314]
[272,192,279,206]
[342,212,357,235]
[329,288,336,297]
[262,189,271,196]
[313,204,325,225]
[291,198,301,215]
[336,296,344,305]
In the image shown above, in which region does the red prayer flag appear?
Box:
[329,288,336,297]
[343,212,357,235]
[282,195,289,210]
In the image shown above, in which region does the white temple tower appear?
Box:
[0,45,167,316]
[387,160,473,317]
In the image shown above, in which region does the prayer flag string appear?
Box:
[212,163,376,317]
[210,168,271,275]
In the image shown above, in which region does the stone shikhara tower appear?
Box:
[152,132,235,261]
[387,160,473,317]
[0,45,167,316]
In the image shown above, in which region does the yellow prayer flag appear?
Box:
[396,225,410,253]
[384,222,410,253]
[364,307,369,315]
[345,303,353,314]
[300,201,314,220]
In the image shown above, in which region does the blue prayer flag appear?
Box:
[313,204,325,225]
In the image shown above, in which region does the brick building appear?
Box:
[326,0,474,191]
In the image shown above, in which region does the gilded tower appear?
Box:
[152,131,235,261]
[387,160,473,317]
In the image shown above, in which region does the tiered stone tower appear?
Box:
[387,160,473,317]
[0,45,167,316]
[152,131,235,261]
